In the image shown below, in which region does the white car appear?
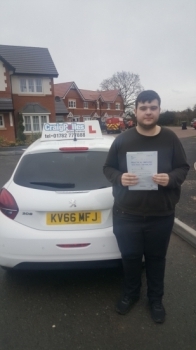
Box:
[0,121,121,270]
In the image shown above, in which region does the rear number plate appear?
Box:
[46,211,101,225]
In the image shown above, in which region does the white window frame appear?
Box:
[35,78,42,92]
[9,113,13,126]
[83,116,91,121]
[24,116,31,131]
[72,116,80,122]
[115,103,120,110]
[23,114,49,133]
[28,78,34,92]
[20,78,43,94]
[92,113,99,119]
[107,103,110,110]
[56,115,65,122]
[83,101,88,109]
[0,115,5,128]
[68,112,74,120]
[20,78,27,92]
[68,99,76,108]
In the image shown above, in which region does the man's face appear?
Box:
[134,99,160,130]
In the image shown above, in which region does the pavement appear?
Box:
[0,126,196,249]
[0,145,26,155]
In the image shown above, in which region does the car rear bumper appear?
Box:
[0,213,121,268]
[2,259,122,271]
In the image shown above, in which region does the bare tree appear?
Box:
[100,71,143,112]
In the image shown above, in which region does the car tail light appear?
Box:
[0,188,19,219]
[59,147,88,152]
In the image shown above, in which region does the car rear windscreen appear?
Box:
[14,151,111,191]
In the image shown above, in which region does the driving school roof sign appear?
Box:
[41,120,103,141]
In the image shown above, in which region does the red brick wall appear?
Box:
[0,72,57,142]
[12,93,56,124]
[0,64,14,142]
[63,90,124,120]
[0,113,15,142]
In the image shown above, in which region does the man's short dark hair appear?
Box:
[135,90,161,109]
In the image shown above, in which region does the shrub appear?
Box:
[26,133,42,145]
[0,136,5,146]
[15,138,26,146]
[17,113,26,142]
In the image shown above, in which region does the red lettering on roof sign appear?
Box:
[67,124,72,130]
[89,125,96,134]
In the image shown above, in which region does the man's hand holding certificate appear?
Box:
[152,173,169,187]
[126,151,158,190]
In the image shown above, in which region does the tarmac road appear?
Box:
[0,129,196,350]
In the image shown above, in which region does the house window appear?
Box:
[36,78,42,92]
[20,78,43,93]
[28,79,34,92]
[68,112,74,119]
[115,103,120,110]
[20,79,27,92]
[41,116,47,130]
[107,103,110,110]
[83,116,91,121]
[24,116,31,131]
[0,115,5,128]
[23,115,49,133]
[73,116,80,122]
[33,116,40,131]
[68,100,76,108]
[56,115,65,122]
[83,102,88,109]
[97,100,99,109]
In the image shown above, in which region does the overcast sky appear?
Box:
[1,0,196,111]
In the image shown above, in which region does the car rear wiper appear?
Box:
[30,182,75,188]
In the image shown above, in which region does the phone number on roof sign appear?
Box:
[44,132,85,138]
[44,123,85,132]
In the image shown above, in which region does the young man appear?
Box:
[103,90,190,323]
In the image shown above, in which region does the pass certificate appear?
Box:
[126,151,158,190]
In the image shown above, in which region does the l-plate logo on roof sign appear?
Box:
[41,120,102,141]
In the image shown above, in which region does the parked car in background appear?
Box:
[193,120,196,129]
[190,118,196,127]
[124,119,136,129]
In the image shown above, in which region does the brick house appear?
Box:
[54,81,125,123]
[0,44,65,142]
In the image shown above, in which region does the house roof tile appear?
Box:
[0,45,58,77]
[20,103,49,114]
[55,98,69,114]
[54,82,74,98]
[99,90,119,102]
[54,81,121,102]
